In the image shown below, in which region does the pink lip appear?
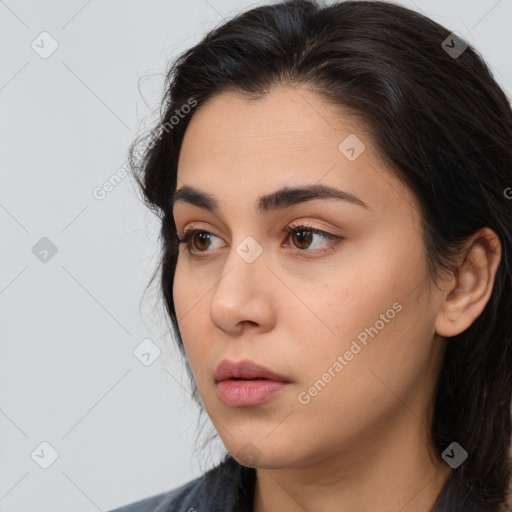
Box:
[214,359,291,407]
[217,379,289,407]
[214,359,290,382]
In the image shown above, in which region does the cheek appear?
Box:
[173,257,211,324]
[172,265,212,372]
[294,234,429,384]
[293,255,403,358]
[290,294,434,448]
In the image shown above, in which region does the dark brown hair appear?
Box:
[129,1,512,509]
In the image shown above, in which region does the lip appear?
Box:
[214,359,291,407]
[217,379,289,407]
[214,359,290,383]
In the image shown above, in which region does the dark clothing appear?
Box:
[107,455,487,512]
[108,456,254,512]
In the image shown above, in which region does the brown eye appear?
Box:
[192,232,212,252]
[291,229,314,250]
[177,224,343,258]
[282,224,344,258]
[177,228,220,254]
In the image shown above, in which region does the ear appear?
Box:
[435,227,502,338]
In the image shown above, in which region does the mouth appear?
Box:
[214,359,291,407]
[216,378,290,407]
[214,358,290,383]
[228,377,267,381]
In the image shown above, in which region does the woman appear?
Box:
[109,1,512,510]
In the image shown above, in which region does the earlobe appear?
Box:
[435,228,502,338]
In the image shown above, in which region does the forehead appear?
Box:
[179,85,358,160]
[176,85,413,217]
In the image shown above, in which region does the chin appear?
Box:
[225,437,301,469]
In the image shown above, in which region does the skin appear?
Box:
[172,85,502,512]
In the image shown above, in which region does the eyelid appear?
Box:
[177,219,342,239]
[177,222,344,258]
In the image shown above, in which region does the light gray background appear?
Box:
[1,1,511,511]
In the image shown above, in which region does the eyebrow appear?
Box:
[171,184,370,214]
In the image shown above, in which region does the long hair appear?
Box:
[129,1,512,509]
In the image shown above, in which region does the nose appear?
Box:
[209,239,275,336]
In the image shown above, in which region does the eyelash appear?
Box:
[176,223,343,259]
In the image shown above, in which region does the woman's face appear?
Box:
[172,85,447,469]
